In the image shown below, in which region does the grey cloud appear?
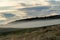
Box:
[18,6,60,17]
[0,6,15,10]
[19,6,50,11]
[3,13,15,18]
[48,0,60,6]
[18,6,51,17]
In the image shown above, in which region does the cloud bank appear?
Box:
[0,0,60,25]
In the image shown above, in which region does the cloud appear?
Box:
[0,0,60,25]
[18,5,60,17]
[0,0,51,12]
[19,6,50,17]
[0,16,7,20]
[0,0,50,8]
[0,14,7,20]
[48,0,60,6]
[18,0,50,6]
[0,10,28,25]
[45,13,59,17]
[10,10,28,19]
[3,13,15,18]
[38,0,50,6]
[0,2,18,7]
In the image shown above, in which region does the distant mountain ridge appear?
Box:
[9,15,60,24]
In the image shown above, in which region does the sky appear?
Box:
[0,0,60,25]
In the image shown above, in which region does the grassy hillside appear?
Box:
[0,24,60,40]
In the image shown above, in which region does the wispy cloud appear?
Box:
[0,16,7,20]
[0,13,7,20]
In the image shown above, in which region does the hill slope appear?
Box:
[0,24,60,40]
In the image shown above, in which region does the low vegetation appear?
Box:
[0,24,60,40]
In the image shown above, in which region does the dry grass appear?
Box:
[0,24,60,40]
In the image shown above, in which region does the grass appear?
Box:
[0,24,60,40]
